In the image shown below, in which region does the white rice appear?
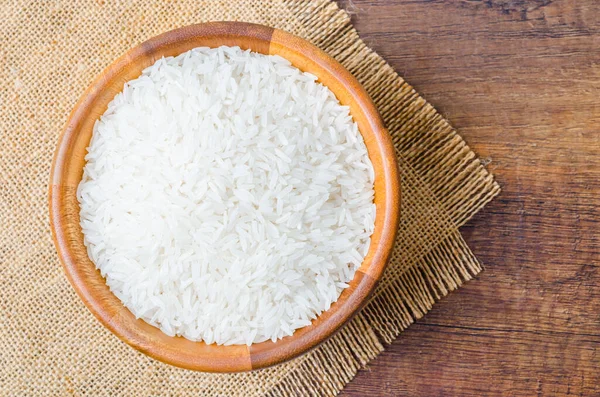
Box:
[77,46,376,345]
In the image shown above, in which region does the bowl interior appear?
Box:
[50,22,399,372]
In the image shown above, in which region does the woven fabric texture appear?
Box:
[0,0,500,395]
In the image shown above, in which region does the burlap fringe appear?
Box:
[364,231,481,344]
[267,315,383,397]
[265,231,482,396]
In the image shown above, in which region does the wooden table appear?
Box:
[339,1,600,395]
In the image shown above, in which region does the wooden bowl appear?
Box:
[49,22,400,372]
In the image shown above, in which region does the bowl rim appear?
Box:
[49,21,400,372]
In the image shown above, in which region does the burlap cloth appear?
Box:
[0,0,500,395]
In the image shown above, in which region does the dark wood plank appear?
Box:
[338,0,600,395]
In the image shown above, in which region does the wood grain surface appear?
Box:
[338,0,600,395]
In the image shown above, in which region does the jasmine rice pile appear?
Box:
[78,46,376,346]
